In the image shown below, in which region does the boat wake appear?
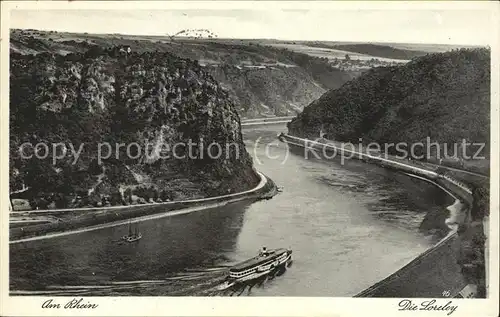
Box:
[204,261,292,296]
[10,261,292,296]
[10,267,230,296]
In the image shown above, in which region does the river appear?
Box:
[9,124,453,296]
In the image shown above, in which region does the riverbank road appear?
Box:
[241,116,294,127]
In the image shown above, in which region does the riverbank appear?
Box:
[10,127,437,296]
[10,171,277,243]
[279,133,487,298]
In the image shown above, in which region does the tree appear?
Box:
[124,188,133,204]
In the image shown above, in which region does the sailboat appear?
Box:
[122,221,142,243]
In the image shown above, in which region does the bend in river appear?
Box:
[10,125,454,296]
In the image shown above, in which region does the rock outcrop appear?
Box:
[10,49,259,208]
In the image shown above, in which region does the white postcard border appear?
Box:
[1,1,498,317]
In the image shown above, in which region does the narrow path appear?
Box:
[241,120,291,127]
[241,116,294,127]
[10,171,268,216]
[9,171,271,244]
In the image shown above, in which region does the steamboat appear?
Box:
[218,247,293,290]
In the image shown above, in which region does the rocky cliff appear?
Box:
[10,49,259,208]
[208,63,327,117]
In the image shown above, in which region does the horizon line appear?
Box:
[10,28,485,48]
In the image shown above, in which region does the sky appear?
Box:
[9,6,494,45]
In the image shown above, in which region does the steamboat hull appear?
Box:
[227,249,293,284]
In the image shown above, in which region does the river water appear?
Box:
[9,124,452,296]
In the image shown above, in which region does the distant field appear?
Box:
[383,42,482,53]
[330,44,426,61]
[283,41,481,61]
[267,43,410,63]
[308,41,480,52]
